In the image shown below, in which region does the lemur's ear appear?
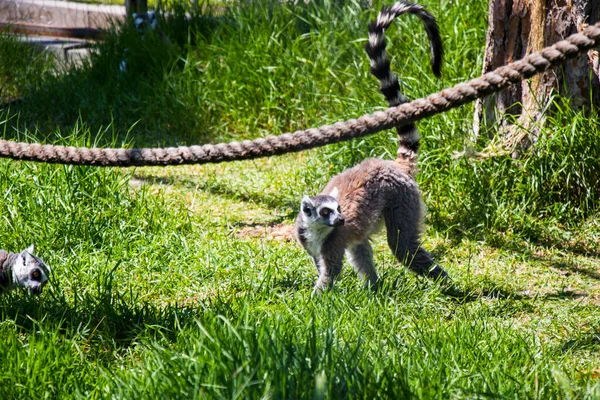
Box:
[330,187,339,200]
[25,244,34,254]
[301,196,314,215]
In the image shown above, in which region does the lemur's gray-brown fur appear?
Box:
[0,245,51,295]
[296,1,448,294]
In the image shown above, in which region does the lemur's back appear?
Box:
[321,158,423,245]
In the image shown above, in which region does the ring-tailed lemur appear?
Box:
[0,245,51,295]
[296,1,448,294]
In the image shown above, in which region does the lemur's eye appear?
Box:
[337,206,341,212]
[303,207,312,216]
[31,270,41,280]
[320,209,330,217]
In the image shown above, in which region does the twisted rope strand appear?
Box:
[1,24,599,167]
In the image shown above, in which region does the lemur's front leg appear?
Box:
[313,234,345,295]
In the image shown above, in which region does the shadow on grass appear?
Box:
[538,258,600,281]
[440,285,526,303]
[132,173,297,215]
[0,260,211,345]
[537,238,600,259]
[562,331,600,353]
[429,209,600,275]
[542,289,589,301]
[376,271,526,304]
[0,11,232,149]
[0,259,312,346]
[0,287,201,346]
[487,235,600,282]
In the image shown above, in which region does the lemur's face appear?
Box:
[12,246,51,295]
[301,188,345,228]
[133,11,157,33]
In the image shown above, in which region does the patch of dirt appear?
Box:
[235,223,295,242]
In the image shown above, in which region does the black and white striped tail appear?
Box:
[365,1,443,165]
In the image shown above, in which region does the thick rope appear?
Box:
[1,23,599,167]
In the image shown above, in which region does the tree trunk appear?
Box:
[473,0,600,153]
[125,0,148,17]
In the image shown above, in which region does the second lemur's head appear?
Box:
[301,187,345,228]
[12,245,51,295]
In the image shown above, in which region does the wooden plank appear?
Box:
[0,22,104,40]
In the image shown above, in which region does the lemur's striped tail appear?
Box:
[365,1,443,173]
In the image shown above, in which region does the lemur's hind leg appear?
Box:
[346,241,379,289]
[406,246,448,281]
[384,207,448,281]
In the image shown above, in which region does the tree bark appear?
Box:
[125,0,148,17]
[473,0,600,152]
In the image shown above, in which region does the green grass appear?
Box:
[1,0,600,398]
